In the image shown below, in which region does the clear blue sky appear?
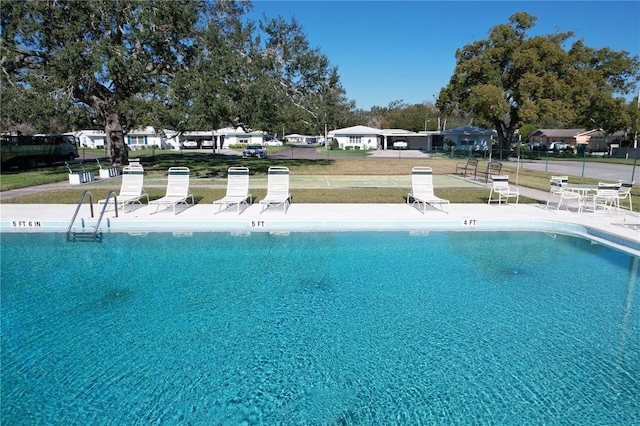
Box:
[249,1,640,110]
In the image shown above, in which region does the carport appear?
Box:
[381,132,435,151]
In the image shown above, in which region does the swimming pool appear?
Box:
[2,231,638,424]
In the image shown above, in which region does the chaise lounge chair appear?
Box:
[213,166,253,214]
[97,164,149,212]
[407,166,450,213]
[259,166,292,213]
[149,167,194,214]
[488,175,519,205]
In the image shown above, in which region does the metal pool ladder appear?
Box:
[67,190,118,242]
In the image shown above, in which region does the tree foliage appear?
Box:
[437,12,640,148]
[2,0,204,165]
[1,0,352,165]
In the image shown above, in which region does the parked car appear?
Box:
[200,139,214,149]
[263,140,283,147]
[242,145,267,158]
[393,141,408,150]
[548,142,574,152]
[182,140,199,149]
[529,142,547,151]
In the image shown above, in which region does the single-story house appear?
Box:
[137,127,267,150]
[328,126,436,151]
[285,133,318,144]
[126,127,168,150]
[576,129,626,152]
[328,125,380,150]
[440,126,496,151]
[74,130,107,149]
[528,129,584,149]
[217,127,267,147]
[528,128,627,152]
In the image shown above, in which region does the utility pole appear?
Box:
[635,88,639,148]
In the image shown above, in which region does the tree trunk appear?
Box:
[104,111,129,166]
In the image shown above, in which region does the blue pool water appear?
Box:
[1,231,638,424]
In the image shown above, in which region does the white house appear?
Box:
[285,133,319,144]
[328,125,381,150]
[217,126,267,147]
[126,127,167,150]
[74,130,107,149]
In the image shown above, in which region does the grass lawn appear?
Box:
[1,151,638,210]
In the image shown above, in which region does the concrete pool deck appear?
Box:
[2,199,639,256]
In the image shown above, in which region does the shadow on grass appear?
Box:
[140,153,335,178]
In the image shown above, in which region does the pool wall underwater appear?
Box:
[2,216,639,257]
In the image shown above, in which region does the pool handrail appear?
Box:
[67,190,118,242]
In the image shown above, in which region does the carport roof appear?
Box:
[441,125,496,135]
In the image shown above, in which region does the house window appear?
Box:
[238,137,249,144]
[349,136,362,144]
[129,136,146,146]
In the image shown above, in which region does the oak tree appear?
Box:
[437,12,640,149]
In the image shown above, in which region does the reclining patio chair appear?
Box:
[259,166,292,213]
[407,166,450,213]
[213,166,253,214]
[97,164,148,212]
[149,167,194,214]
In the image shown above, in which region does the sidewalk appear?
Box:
[0,173,551,201]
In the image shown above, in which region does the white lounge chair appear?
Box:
[97,164,148,212]
[213,166,253,214]
[407,166,449,213]
[259,166,292,213]
[488,175,519,205]
[149,167,194,214]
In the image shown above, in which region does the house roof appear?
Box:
[330,125,381,135]
[380,128,415,135]
[75,130,105,136]
[441,125,496,136]
[128,126,159,135]
[530,129,585,138]
[217,126,266,136]
[577,129,626,137]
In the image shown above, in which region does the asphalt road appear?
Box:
[518,158,638,183]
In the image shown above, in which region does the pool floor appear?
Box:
[1,231,639,424]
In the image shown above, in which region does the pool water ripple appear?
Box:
[1,231,638,424]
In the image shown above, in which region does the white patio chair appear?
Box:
[97,164,148,212]
[546,176,567,210]
[259,166,292,213]
[583,182,621,215]
[547,175,583,212]
[488,175,519,205]
[149,167,194,214]
[617,180,634,211]
[213,166,253,214]
[407,166,450,213]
